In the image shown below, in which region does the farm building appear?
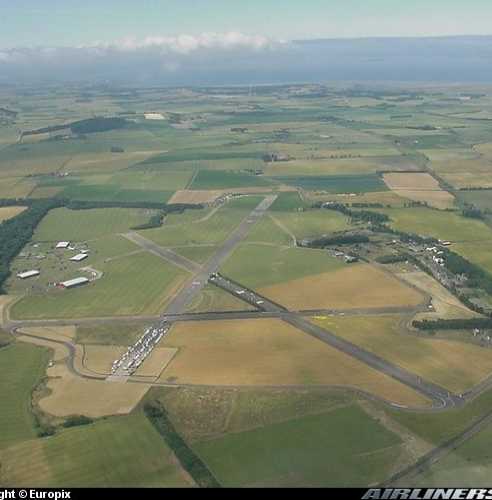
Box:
[70,253,88,262]
[59,277,89,289]
[17,270,40,279]
[56,241,70,249]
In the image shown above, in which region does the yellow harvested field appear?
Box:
[397,271,480,320]
[16,327,151,417]
[169,190,224,204]
[133,347,178,378]
[382,173,455,209]
[0,294,17,326]
[0,206,26,222]
[306,190,406,207]
[169,186,294,204]
[82,345,127,375]
[160,319,430,407]
[64,151,160,173]
[258,264,424,311]
[313,315,492,394]
[40,371,151,418]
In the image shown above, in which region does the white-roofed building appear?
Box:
[56,241,70,249]
[17,270,40,279]
[70,253,88,262]
[59,277,89,289]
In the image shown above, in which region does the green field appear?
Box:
[408,424,492,487]
[190,169,275,189]
[386,388,492,445]
[221,244,345,289]
[193,404,401,487]
[34,207,154,241]
[272,174,388,193]
[140,197,262,247]
[11,251,187,319]
[459,190,492,211]
[381,207,492,243]
[0,343,49,449]
[271,209,351,240]
[0,413,191,487]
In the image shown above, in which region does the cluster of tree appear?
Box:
[0,198,61,293]
[306,234,369,248]
[62,199,203,213]
[131,212,166,230]
[413,317,492,331]
[461,205,485,220]
[351,202,385,208]
[375,254,407,264]
[62,415,94,428]
[444,250,492,295]
[319,202,390,225]
[70,117,128,135]
[22,116,128,138]
[144,402,220,488]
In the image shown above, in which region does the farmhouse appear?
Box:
[70,253,88,262]
[17,270,40,279]
[59,277,89,289]
[56,241,70,249]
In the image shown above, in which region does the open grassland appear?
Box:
[452,242,492,275]
[139,196,262,247]
[313,315,492,394]
[459,190,492,211]
[0,343,49,450]
[34,207,153,241]
[0,206,26,222]
[259,264,424,311]
[160,319,429,407]
[0,177,36,198]
[0,413,192,487]
[193,404,402,487]
[429,157,492,189]
[190,169,275,189]
[407,424,492,487]
[382,172,455,209]
[11,252,187,319]
[387,387,492,446]
[76,322,151,346]
[382,207,492,243]
[273,173,388,193]
[264,157,401,176]
[152,386,356,443]
[185,284,255,313]
[269,209,351,241]
[221,244,345,289]
[397,271,479,319]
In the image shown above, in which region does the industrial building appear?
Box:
[17,270,40,279]
[70,253,88,262]
[59,277,89,289]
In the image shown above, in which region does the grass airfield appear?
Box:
[2,83,492,487]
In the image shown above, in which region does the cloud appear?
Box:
[82,31,278,54]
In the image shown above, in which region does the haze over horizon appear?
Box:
[2,1,492,85]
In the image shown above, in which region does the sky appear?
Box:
[1,0,492,49]
[1,0,492,85]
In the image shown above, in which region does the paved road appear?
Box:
[162,195,278,316]
[5,304,429,329]
[210,273,460,409]
[122,232,201,273]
